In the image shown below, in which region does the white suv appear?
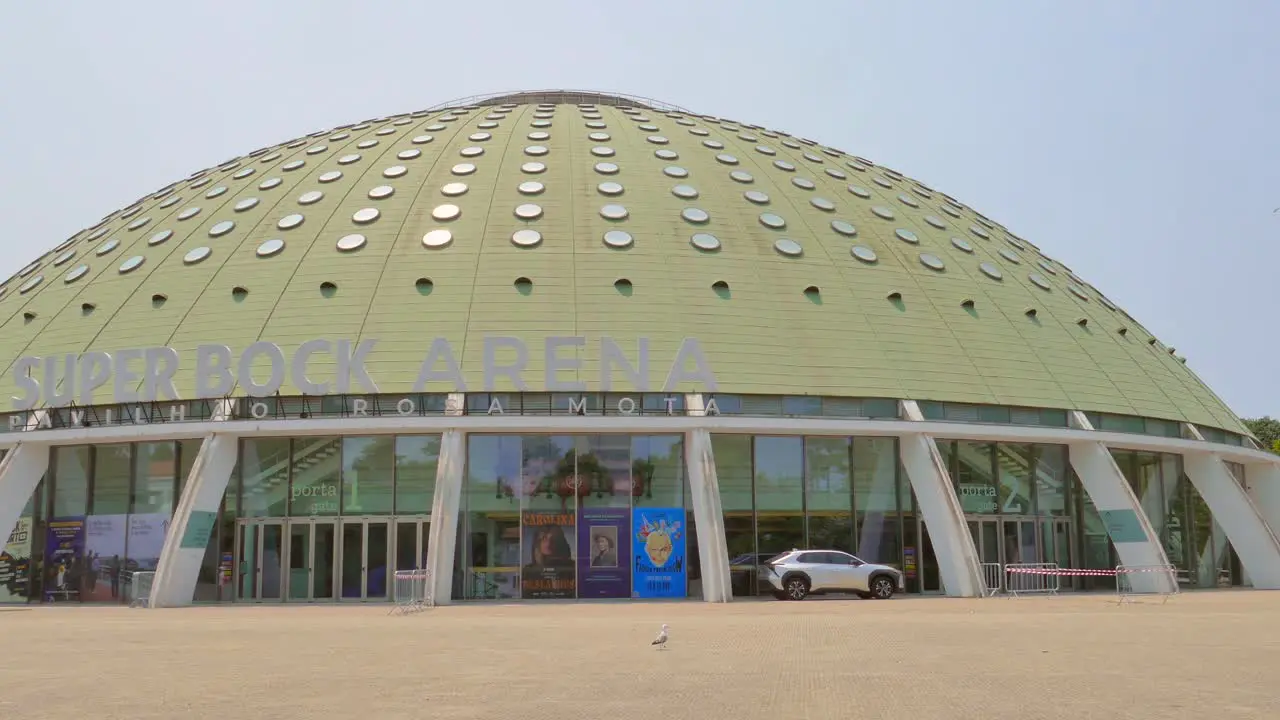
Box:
[758,549,904,601]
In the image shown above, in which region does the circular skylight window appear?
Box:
[831,220,857,236]
[511,229,542,247]
[433,204,462,221]
[920,253,945,271]
[664,166,688,178]
[730,170,753,183]
[851,245,878,263]
[598,182,624,196]
[999,249,1022,264]
[655,150,679,160]
[896,229,919,244]
[383,165,408,178]
[525,145,549,156]
[591,146,615,157]
[595,162,619,175]
[515,204,543,220]
[336,234,367,252]
[603,230,634,249]
[352,208,380,224]
[672,185,699,199]
[600,204,628,220]
[811,197,835,212]
[398,149,421,160]
[979,262,1003,280]
[423,229,453,249]
[744,190,769,204]
[951,237,974,253]
[318,171,342,184]
[849,185,871,199]
[441,182,468,196]
[183,247,211,265]
[451,163,476,175]
[682,208,710,224]
[368,185,395,200]
[234,198,259,212]
[759,213,786,229]
[209,221,235,237]
[148,230,173,246]
[925,215,947,229]
[520,181,546,195]
[522,162,547,174]
[970,225,990,239]
[792,178,816,190]
[871,206,895,220]
[257,239,285,257]
[774,238,803,257]
[64,266,89,283]
[1029,273,1052,291]
[690,233,721,251]
[278,214,305,230]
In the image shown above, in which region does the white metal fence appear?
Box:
[127,571,155,608]
[980,562,1003,596]
[1115,564,1179,605]
[1003,563,1062,596]
[389,570,432,615]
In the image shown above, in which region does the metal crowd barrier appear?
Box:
[128,571,156,608]
[389,570,432,615]
[1003,563,1062,597]
[1115,564,1179,605]
[980,562,1003,596]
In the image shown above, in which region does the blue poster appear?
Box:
[631,508,686,598]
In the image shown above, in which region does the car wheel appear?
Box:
[870,575,896,599]
[784,577,810,601]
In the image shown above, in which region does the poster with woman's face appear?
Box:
[520,511,575,599]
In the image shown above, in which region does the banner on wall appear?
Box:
[44,518,86,602]
[631,508,686,599]
[521,511,576,599]
[0,517,32,603]
[128,514,171,571]
[84,515,129,602]
[577,507,631,599]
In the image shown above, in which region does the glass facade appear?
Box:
[1110,449,1243,588]
[224,435,441,603]
[716,434,913,596]
[12,441,197,604]
[456,434,687,601]
[0,424,1265,606]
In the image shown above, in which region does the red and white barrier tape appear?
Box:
[1005,567,1172,577]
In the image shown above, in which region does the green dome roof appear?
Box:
[0,90,1245,433]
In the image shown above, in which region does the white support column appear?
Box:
[899,401,984,597]
[1066,411,1175,593]
[0,442,51,552]
[150,433,239,607]
[424,426,465,605]
[1244,460,1280,553]
[1181,448,1280,589]
[151,399,239,608]
[684,393,730,602]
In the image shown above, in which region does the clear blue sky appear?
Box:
[0,1,1275,416]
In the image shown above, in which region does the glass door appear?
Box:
[340,519,391,601]
[394,517,431,572]
[235,519,284,601]
[285,519,337,602]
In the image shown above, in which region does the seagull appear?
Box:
[651,624,669,650]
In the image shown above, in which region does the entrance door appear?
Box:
[968,516,1044,566]
[340,519,391,601]
[395,517,431,572]
[286,520,337,602]
[236,520,284,601]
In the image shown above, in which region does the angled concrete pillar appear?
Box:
[150,433,239,607]
[151,400,239,608]
[0,442,51,555]
[425,427,465,605]
[1244,459,1280,552]
[900,401,985,597]
[1067,412,1175,593]
[684,396,730,602]
[1180,448,1280,589]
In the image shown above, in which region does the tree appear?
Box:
[1242,417,1280,455]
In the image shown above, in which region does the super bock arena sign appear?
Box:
[8,335,717,411]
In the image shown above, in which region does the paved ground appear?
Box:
[0,591,1277,719]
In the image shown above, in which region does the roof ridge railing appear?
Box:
[420,89,692,113]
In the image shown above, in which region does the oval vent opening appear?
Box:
[711,280,730,299]
[614,278,633,296]
[415,278,434,295]
[1076,317,1088,327]
[23,312,36,323]
[1024,308,1038,318]
[514,277,533,295]
[232,287,249,302]
[81,303,96,315]
[151,294,168,308]
[960,299,975,309]
[320,282,338,298]
[803,285,821,304]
